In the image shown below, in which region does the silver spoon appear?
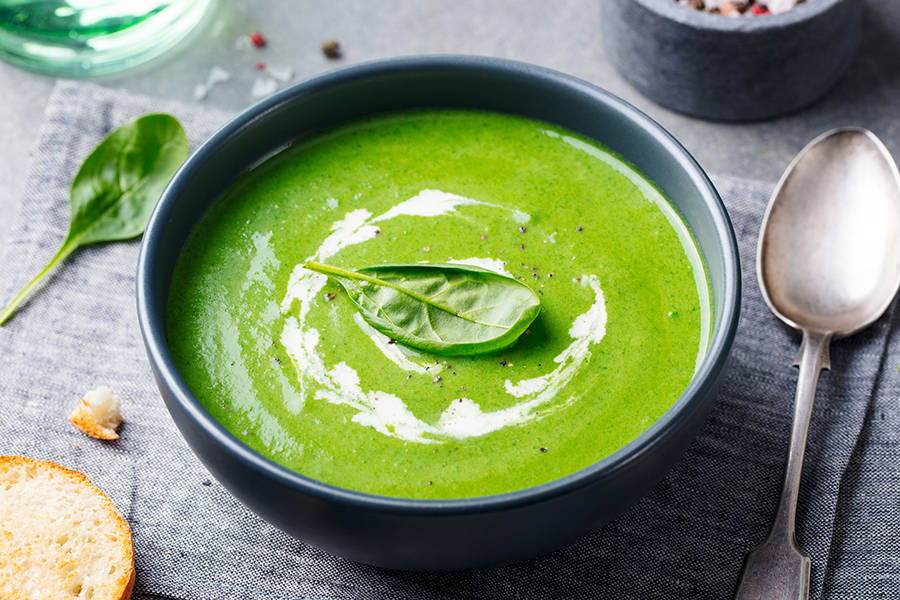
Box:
[734,128,900,600]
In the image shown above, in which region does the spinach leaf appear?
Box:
[304,261,541,356]
[0,113,188,325]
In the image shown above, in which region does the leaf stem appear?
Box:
[0,241,78,326]
[304,260,478,322]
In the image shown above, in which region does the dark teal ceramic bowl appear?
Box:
[137,55,740,571]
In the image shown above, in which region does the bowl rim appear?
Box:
[137,54,741,515]
[632,0,847,31]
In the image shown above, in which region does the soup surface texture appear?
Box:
[167,110,710,499]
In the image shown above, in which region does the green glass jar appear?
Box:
[0,0,212,76]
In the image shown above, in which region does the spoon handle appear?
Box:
[733,329,831,600]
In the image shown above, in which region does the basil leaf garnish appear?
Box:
[304,261,541,356]
[0,113,188,325]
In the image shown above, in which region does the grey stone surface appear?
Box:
[3,2,900,595]
[2,0,900,242]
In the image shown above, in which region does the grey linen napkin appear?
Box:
[2,81,899,600]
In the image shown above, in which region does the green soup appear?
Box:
[167,110,710,499]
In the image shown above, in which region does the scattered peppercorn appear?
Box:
[321,39,341,58]
[576,226,583,232]
[519,226,527,233]
[540,447,548,453]
[674,0,798,15]
[249,31,266,47]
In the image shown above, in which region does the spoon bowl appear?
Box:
[735,128,900,599]
[758,128,900,336]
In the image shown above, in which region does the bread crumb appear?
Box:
[69,386,123,440]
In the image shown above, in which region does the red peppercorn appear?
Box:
[752,4,770,14]
[255,62,266,70]
[249,31,266,47]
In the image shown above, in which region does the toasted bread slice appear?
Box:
[0,456,135,600]
[70,386,122,440]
